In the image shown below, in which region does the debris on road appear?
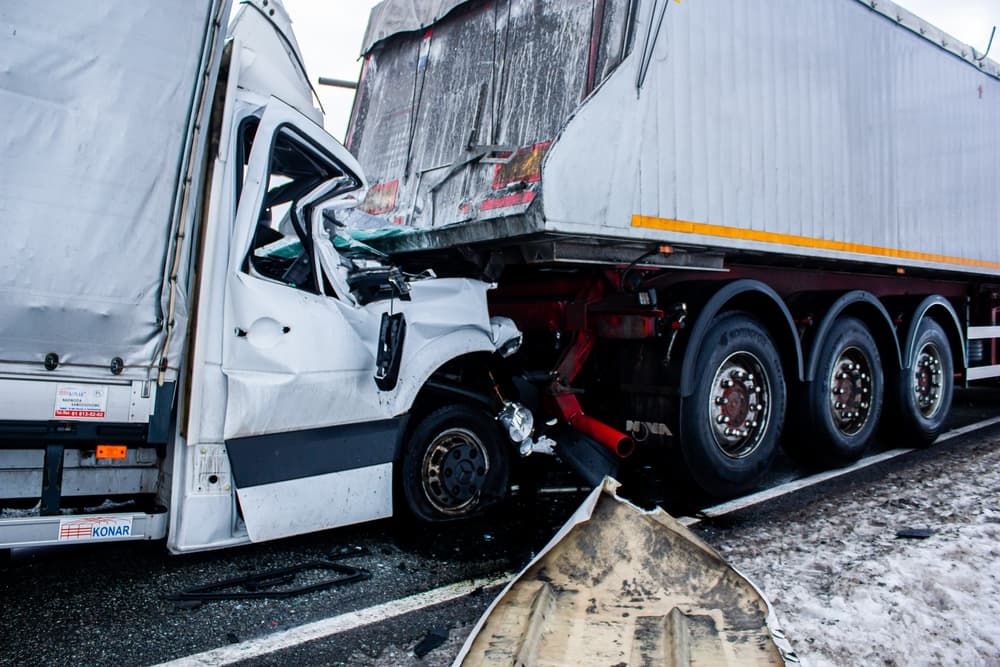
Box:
[413,628,450,658]
[455,478,797,665]
[895,527,935,539]
[166,559,370,604]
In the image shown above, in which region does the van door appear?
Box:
[222,98,396,541]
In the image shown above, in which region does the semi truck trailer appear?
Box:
[0,0,541,552]
[347,0,1000,498]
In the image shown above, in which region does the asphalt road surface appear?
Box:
[3,387,999,667]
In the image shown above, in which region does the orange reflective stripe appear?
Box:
[631,215,1000,271]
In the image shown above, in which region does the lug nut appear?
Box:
[715,397,728,405]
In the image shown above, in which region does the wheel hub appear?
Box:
[421,428,490,515]
[828,347,874,435]
[708,353,771,459]
[913,343,944,418]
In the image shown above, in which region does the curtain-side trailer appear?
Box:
[348,0,1000,498]
[0,0,541,553]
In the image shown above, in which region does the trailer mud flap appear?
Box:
[456,478,797,665]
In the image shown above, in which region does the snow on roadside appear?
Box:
[708,438,1000,666]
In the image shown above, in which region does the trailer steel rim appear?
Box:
[420,427,490,515]
[708,352,771,459]
[913,342,945,418]
[828,346,875,436]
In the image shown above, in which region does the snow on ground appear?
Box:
[709,436,1000,666]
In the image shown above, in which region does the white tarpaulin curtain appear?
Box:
[0,2,223,378]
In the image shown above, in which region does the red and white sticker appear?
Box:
[54,384,108,419]
[58,516,133,541]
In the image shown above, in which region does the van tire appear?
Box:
[400,405,509,522]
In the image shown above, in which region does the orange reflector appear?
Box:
[658,244,673,255]
[896,267,906,275]
[96,445,127,460]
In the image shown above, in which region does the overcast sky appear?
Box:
[281,0,1000,140]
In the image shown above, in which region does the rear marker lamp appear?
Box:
[96,445,128,460]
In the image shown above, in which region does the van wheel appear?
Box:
[680,312,786,498]
[401,405,509,522]
[896,319,953,446]
[798,317,884,466]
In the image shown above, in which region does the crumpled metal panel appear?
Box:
[230,0,322,125]
[350,0,631,231]
[0,1,226,379]
[456,478,796,665]
[361,0,473,55]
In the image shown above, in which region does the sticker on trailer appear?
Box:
[54,384,108,419]
[58,516,133,541]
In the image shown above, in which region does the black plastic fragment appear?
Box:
[896,527,934,539]
[165,558,370,602]
[413,627,449,658]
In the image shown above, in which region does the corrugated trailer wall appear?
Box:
[543,0,1000,276]
[351,0,999,276]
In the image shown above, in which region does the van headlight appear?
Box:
[490,317,522,357]
[498,333,523,358]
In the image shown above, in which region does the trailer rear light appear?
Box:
[96,445,127,460]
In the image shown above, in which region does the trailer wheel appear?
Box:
[680,312,786,497]
[401,405,509,522]
[896,319,953,446]
[800,317,884,466]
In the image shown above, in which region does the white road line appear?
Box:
[679,415,1000,527]
[154,573,511,667]
[936,415,1000,442]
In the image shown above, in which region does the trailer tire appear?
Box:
[401,405,509,522]
[680,312,786,498]
[896,319,953,446]
[796,317,884,466]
